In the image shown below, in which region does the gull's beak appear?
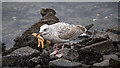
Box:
[39,32,43,35]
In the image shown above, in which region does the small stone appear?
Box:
[117,44,120,51]
[49,59,82,67]
[105,16,108,19]
[81,40,115,54]
[93,60,109,66]
[92,19,96,21]
[34,64,42,68]
[96,14,100,16]
[103,55,118,60]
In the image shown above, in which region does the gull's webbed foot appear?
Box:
[50,50,57,55]
[56,53,63,58]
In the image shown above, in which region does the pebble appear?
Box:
[103,55,118,60]
[93,60,109,66]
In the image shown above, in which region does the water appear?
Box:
[2,2,118,50]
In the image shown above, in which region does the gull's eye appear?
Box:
[44,29,47,31]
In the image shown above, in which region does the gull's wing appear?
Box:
[58,25,86,40]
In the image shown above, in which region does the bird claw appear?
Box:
[56,54,63,58]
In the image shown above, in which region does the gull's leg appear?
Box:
[50,44,58,55]
[56,45,64,58]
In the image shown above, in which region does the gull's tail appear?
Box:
[85,24,94,30]
[80,24,94,36]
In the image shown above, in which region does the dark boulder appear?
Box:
[77,50,103,65]
[29,53,50,68]
[2,46,40,67]
[81,40,116,54]
[49,59,82,68]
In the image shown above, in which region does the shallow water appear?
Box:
[2,2,118,50]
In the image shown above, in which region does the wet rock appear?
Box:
[109,59,120,66]
[93,30,120,42]
[103,55,118,60]
[81,64,90,67]
[62,48,79,61]
[2,43,6,53]
[86,37,107,45]
[40,8,56,17]
[86,30,108,45]
[10,46,40,56]
[93,30,109,39]
[93,60,109,66]
[29,53,50,68]
[117,44,120,52]
[2,46,40,66]
[77,50,103,65]
[106,32,120,42]
[34,64,42,68]
[106,26,120,34]
[81,40,116,54]
[49,59,82,68]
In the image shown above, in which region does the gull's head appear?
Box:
[39,24,51,35]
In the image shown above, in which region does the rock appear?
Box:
[86,30,108,45]
[2,66,29,68]
[77,50,103,65]
[81,40,116,54]
[3,8,59,56]
[10,46,40,56]
[93,30,109,39]
[81,64,90,67]
[106,32,120,42]
[34,64,42,68]
[93,30,120,42]
[2,46,40,66]
[49,59,82,68]
[106,26,120,34]
[29,53,50,68]
[109,59,120,66]
[86,37,107,45]
[93,60,109,66]
[117,44,120,51]
[115,52,120,58]
[0,54,2,67]
[103,55,118,60]
[62,48,79,61]
[40,8,56,17]
[2,43,6,53]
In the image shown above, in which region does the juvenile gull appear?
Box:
[39,22,92,57]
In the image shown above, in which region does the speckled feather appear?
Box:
[40,22,87,43]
